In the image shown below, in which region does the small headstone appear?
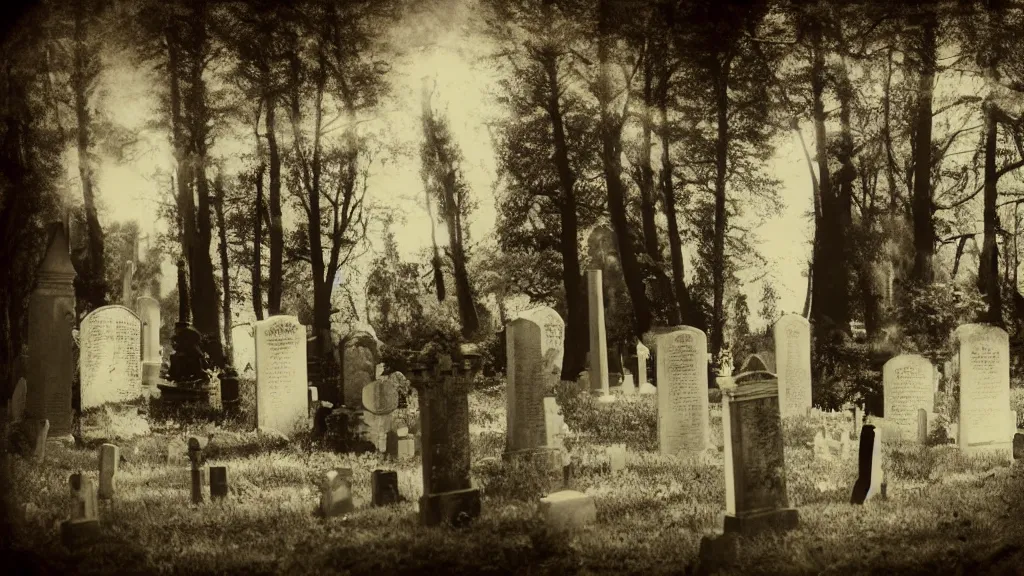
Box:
[371,469,400,506]
[607,443,626,474]
[812,431,830,461]
[188,437,204,505]
[28,419,49,460]
[62,472,100,549]
[774,314,812,417]
[621,373,636,395]
[397,437,415,459]
[308,386,318,404]
[850,425,883,505]
[321,468,355,516]
[1013,432,1024,460]
[506,307,564,460]
[210,466,228,500]
[98,444,119,500]
[917,409,928,444]
[538,490,596,531]
[396,426,409,437]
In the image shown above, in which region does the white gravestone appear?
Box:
[135,297,161,387]
[882,354,934,443]
[506,306,565,453]
[636,342,650,388]
[774,314,812,417]
[80,305,142,409]
[656,326,710,456]
[957,324,1012,459]
[254,316,309,437]
[232,324,256,373]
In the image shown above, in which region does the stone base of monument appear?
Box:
[538,490,596,531]
[722,508,799,537]
[419,487,481,527]
[60,518,100,549]
[142,362,162,386]
[157,379,213,405]
[960,442,1014,463]
[695,531,741,576]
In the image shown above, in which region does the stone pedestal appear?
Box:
[26,224,77,437]
[408,347,483,527]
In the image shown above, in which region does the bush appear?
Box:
[553,382,658,452]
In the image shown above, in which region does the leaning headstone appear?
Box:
[957,324,1012,459]
[586,269,610,396]
[136,296,161,387]
[254,316,309,437]
[188,438,204,504]
[210,466,228,500]
[538,490,597,531]
[719,371,799,535]
[98,444,119,500]
[80,305,143,409]
[773,314,812,418]
[371,469,400,506]
[882,354,934,443]
[505,306,565,467]
[321,468,355,516]
[656,326,710,457]
[61,472,100,549]
[24,419,49,461]
[26,223,77,436]
[850,425,883,504]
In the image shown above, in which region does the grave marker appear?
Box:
[882,354,934,443]
[957,324,1012,459]
[773,314,812,417]
[62,472,99,549]
[321,468,354,516]
[188,437,203,504]
[656,326,710,457]
[850,425,883,504]
[254,316,308,437]
[80,305,143,409]
[26,419,49,461]
[586,270,610,396]
[362,378,399,415]
[371,469,400,506]
[98,444,119,500]
[210,466,228,500]
[538,490,596,531]
[505,307,565,464]
[136,296,161,387]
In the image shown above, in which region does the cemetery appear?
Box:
[6,0,1024,574]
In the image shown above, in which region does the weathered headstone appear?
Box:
[9,377,27,422]
[188,438,204,504]
[254,316,309,437]
[61,472,99,549]
[321,468,355,516]
[98,444,119,500]
[586,269,610,396]
[773,314,812,418]
[371,469,400,506]
[621,372,636,395]
[656,326,710,457]
[26,223,77,436]
[80,305,143,409]
[957,324,1012,459]
[607,443,626,474]
[719,371,799,536]
[850,425,883,504]
[210,466,228,500]
[538,490,596,531]
[26,419,49,460]
[136,296,161,387]
[362,378,399,415]
[882,354,934,443]
[505,306,565,466]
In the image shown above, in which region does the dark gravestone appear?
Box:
[720,373,798,536]
[850,425,882,505]
[371,469,400,506]
[219,368,240,413]
[188,438,204,504]
[62,472,100,549]
[408,348,482,527]
[210,466,228,500]
[1014,432,1024,460]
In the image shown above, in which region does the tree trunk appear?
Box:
[809,25,839,333]
[911,8,937,285]
[710,57,731,356]
[72,0,105,311]
[213,174,233,360]
[597,0,651,339]
[252,162,265,321]
[542,53,587,381]
[834,61,854,333]
[266,97,283,316]
[979,103,1003,325]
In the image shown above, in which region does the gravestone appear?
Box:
[136,297,161,387]
[62,472,100,549]
[188,438,204,504]
[586,269,610,396]
[957,324,1012,459]
[882,354,934,443]
[607,444,626,474]
[362,378,399,415]
[636,342,651,390]
[371,469,400,506]
[538,490,596,531]
[505,306,565,466]
[26,223,77,436]
[773,314,812,418]
[719,371,799,536]
[656,326,710,457]
[210,466,228,500]
[80,305,143,409]
[321,468,355,516]
[26,419,49,460]
[850,425,883,504]
[341,331,379,408]
[10,377,27,422]
[98,444,119,500]
[231,324,256,374]
[740,353,775,374]
[254,316,309,437]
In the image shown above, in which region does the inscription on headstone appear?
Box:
[773,314,812,417]
[882,354,934,443]
[254,316,309,437]
[506,307,565,454]
[80,306,142,409]
[957,324,1012,458]
[656,326,709,456]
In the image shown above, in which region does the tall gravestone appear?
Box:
[773,314,812,417]
[231,324,256,373]
[882,354,934,443]
[586,269,610,396]
[656,327,710,457]
[720,370,799,535]
[254,316,308,437]
[80,306,143,409]
[957,324,1012,458]
[26,224,77,436]
[505,306,565,466]
[136,297,161,386]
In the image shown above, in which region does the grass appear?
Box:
[6,379,1024,575]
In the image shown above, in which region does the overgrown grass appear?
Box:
[7,377,1024,575]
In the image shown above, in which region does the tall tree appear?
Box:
[213,171,233,357]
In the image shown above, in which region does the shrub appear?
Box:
[553,382,658,452]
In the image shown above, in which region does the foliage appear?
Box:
[894,283,987,365]
[811,335,882,412]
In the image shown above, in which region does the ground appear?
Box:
[6,382,1024,575]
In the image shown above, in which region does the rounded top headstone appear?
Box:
[362,379,399,415]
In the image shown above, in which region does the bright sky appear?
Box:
[84,4,814,332]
